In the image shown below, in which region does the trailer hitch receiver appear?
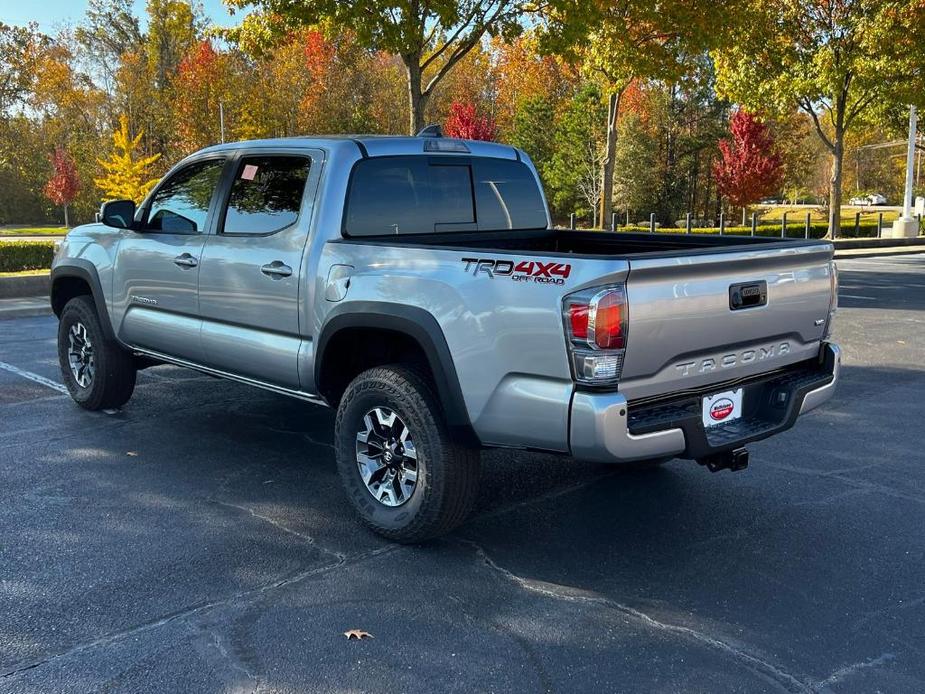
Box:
[698,447,749,472]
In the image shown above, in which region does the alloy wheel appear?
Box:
[355,406,419,507]
[67,321,95,388]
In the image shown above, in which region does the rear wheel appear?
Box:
[335,365,479,543]
[57,296,136,410]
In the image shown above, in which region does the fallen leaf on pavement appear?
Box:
[344,629,373,640]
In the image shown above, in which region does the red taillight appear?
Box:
[593,291,624,349]
[565,288,626,350]
[563,285,627,385]
[569,304,589,339]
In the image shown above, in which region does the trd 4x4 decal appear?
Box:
[461,258,571,285]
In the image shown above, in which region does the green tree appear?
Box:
[542,0,722,227]
[713,0,925,236]
[546,84,606,222]
[221,0,528,134]
[75,0,144,96]
[95,114,162,202]
[509,95,556,184]
[612,111,658,219]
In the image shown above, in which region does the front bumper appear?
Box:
[569,342,840,464]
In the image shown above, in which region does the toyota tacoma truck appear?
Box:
[51,131,840,542]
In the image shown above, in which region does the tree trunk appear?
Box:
[63,204,69,228]
[406,59,427,135]
[828,136,844,240]
[598,90,622,229]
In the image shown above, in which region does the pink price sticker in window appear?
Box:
[241,164,259,181]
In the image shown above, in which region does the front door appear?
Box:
[112,157,228,362]
[198,151,319,388]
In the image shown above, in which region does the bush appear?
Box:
[0,241,56,272]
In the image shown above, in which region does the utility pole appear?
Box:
[219,102,225,144]
[890,105,918,238]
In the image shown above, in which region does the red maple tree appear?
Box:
[43,146,80,227]
[713,110,783,209]
[443,101,497,141]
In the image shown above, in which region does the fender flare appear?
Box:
[50,261,116,340]
[315,302,477,443]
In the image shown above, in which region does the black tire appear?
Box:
[335,365,480,543]
[57,295,136,410]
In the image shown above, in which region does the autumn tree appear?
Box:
[713,0,925,236]
[172,40,250,150]
[492,32,577,137]
[43,146,80,226]
[222,0,529,134]
[713,110,783,210]
[444,101,496,140]
[146,0,206,89]
[95,114,162,202]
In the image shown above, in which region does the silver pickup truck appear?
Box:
[51,132,840,541]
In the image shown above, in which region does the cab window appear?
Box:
[144,159,226,233]
[343,155,545,236]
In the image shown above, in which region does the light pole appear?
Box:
[890,105,919,238]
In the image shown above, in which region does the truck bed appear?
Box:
[340,228,827,258]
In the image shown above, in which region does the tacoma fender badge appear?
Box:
[131,295,157,306]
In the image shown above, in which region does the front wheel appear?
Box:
[334,365,480,543]
[57,296,136,410]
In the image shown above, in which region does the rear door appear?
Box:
[113,157,228,361]
[618,244,835,401]
[197,149,321,388]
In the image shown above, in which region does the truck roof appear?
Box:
[196,135,520,160]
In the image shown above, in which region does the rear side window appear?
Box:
[343,156,545,236]
[222,155,311,235]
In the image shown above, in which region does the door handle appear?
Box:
[173,253,198,268]
[261,261,292,278]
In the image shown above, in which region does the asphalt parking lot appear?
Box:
[1,254,924,693]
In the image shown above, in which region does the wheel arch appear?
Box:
[315,302,478,445]
[51,261,115,340]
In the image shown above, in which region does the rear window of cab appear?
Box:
[343,156,547,236]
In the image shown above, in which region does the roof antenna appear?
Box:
[417,124,443,138]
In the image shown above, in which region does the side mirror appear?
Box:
[100,200,136,229]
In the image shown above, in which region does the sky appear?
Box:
[0,0,239,32]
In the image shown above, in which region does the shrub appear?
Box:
[0,241,56,272]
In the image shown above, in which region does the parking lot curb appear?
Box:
[0,274,50,299]
[0,296,52,319]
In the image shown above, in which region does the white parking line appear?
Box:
[840,294,878,301]
[0,361,68,394]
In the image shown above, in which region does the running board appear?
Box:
[132,347,328,406]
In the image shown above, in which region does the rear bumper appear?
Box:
[569,342,840,464]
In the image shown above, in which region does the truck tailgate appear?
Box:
[619,243,835,401]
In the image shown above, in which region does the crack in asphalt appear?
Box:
[459,538,814,694]
[210,499,347,562]
[201,623,263,694]
[813,652,896,691]
[0,545,398,681]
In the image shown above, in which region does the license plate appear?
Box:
[702,388,743,428]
